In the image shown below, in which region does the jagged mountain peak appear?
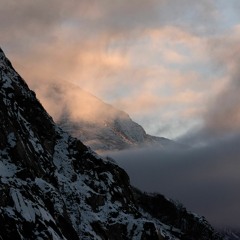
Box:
[0,48,222,239]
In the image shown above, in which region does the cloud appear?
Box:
[1,0,233,138]
[179,25,240,145]
[1,1,239,140]
[0,0,162,47]
[110,134,240,229]
[203,27,240,135]
[34,80,130,127]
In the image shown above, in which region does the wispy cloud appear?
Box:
[1,0,234,138]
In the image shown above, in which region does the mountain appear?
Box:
[0,47,221,239]
[37,81,174,153]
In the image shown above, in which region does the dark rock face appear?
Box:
[0,48,222,239]
[133,188,222,240]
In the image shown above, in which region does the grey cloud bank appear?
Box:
[110,134,240,229]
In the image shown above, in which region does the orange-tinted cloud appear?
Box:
[202,26,240,134]
[1,0,239,138]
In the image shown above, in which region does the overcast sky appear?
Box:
[1,0,240,139]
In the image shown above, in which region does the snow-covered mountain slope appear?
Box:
[0,47,222,240]
[36,81,174,153]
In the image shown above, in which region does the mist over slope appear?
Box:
[33,81,173,153]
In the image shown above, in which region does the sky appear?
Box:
[1,0,240,139]
[1,0,240,230]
